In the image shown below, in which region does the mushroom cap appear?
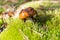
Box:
[19,7,37,19]
[19,11,29,19]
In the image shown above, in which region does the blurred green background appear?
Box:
[0,0,60,40]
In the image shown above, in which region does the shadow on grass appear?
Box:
[33,13,54,31]
[35,15,53,25]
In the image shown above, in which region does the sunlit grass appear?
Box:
[0,1,60,40]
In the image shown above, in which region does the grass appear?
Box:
[0,19,24,40]
[0,1,60,40]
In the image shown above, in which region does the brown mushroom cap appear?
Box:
[25,7,36,16]
[19,7,37,19]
